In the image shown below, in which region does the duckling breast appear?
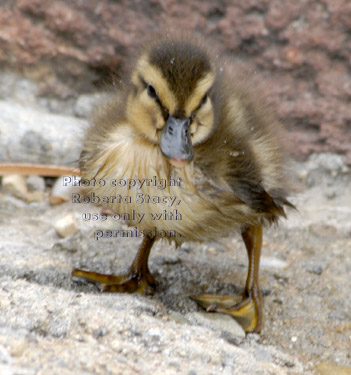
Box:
[81,125,262,245]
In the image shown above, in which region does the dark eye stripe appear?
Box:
[139,75,169,120]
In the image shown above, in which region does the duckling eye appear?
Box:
[200,94,208,107]
[147,84,157,99]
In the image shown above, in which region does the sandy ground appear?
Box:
[0,152,350,375]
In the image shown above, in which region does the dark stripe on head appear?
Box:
[148,40,212,111]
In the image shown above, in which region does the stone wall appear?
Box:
[1,0,350,159]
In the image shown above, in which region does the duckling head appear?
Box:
[126,38,217,168]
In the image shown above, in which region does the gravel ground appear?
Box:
[0,99,350,374]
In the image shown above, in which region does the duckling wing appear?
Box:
[230,179,290,221]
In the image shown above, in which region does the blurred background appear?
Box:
[0,0,350,162]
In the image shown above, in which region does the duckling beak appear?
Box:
[160,116,194,168]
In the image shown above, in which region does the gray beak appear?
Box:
[160,116,194,161]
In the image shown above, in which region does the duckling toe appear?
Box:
[72,268,157,295]
[191,293,263,334]
[191,294,242,309]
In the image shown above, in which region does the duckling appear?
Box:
[72,36,293,333]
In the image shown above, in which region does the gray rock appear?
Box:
[307,153,347,173]
[0,72,38,107]
[0,101,87,165]
[74,93,108,118]
[26,175,46,192]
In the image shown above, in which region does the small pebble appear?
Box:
[261,256,288,269]
[154,255,180,265]
[26,191,45,203]
[207,247,218,255]
[1,174,28,199]
[308,265,323,275]
[49,195,67,205]
[51,175,81,205]
[26,175,46,192]
[325,190,336,200]
[180,243,192,253]
[55,214,78,238]
[206,241,228,252]
[309,224,338,237]
[298,170,308,180]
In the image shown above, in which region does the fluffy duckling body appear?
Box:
[73,37,292,333]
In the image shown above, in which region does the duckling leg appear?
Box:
[192,225,263,333]
[72,236,157,294]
